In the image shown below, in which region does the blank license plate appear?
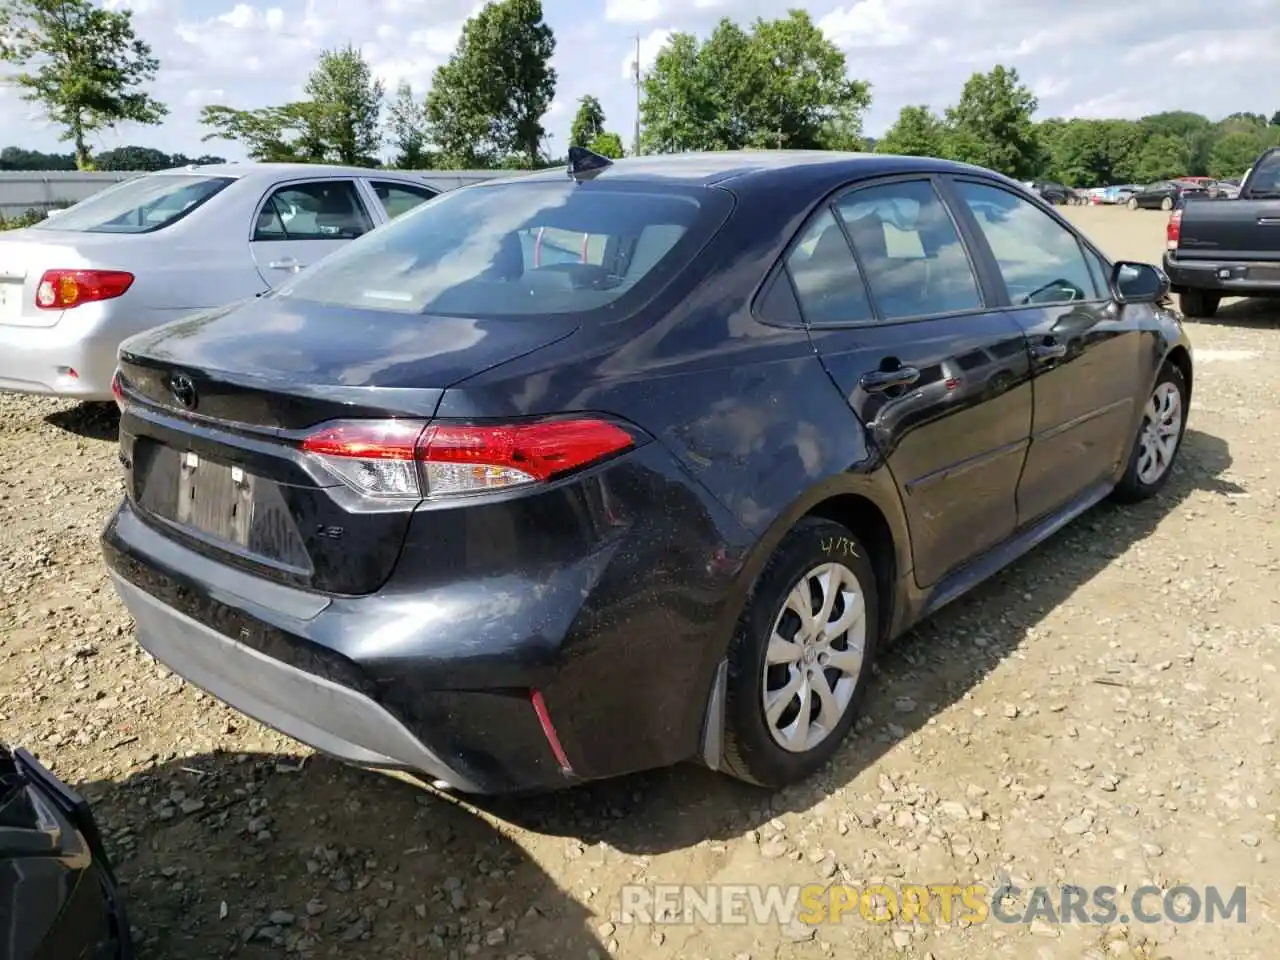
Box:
[0,280,21,321]
[175,451,255,545]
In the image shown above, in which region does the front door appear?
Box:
[945,177,1142,524]
[248,179,376,288]
[790,177,1034,588]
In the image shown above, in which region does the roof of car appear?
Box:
[148,162,505,183]
[484,150,1001,191]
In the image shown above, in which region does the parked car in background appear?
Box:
[0,163,466,402]
[1165,146,1280,317]
[1029,180,1071,204]
[1127,180,1206,210]
[1,744,133,958]
[1209,178,1242,200]
[104,148,1192,795]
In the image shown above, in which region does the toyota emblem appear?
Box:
[169,373,198,410]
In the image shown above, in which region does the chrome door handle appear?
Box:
[268,258,304,271]
[1030,339,1068,362]
[859,366,921,392]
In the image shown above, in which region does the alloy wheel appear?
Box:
[1136,381,1183,485]
[761,562,867,753]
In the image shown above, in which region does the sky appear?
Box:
[1,0,1278,163]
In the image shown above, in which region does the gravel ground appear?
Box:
[2,206,1278,960]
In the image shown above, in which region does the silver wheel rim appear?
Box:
[762,562,867,753]
[1136,381,1182,485]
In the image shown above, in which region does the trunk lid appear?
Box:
[116,295,578,595]
[1176,198,1280,263]
[0,228,152,328]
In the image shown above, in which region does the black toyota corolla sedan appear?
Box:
[103,149,1193,794]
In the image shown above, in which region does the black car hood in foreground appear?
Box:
[120,295,579,393]
[0,745,133,960]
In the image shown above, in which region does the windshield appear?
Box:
[277,180,726,318]
[34,174,235,234]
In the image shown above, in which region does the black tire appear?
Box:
[720,518,879,788]
[1113,363,1188,503]
[1160,196,1173,211]
[1127,197,1138,210]
[1179,289,1220,319]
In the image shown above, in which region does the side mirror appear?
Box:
[1112,261,1169,304]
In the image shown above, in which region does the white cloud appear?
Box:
[0,0,1275,165]
[817,0,913,48]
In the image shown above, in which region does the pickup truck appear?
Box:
[1163,146,1280,317]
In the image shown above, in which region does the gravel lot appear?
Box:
[2,205,1278,960]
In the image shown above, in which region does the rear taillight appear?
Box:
[110,369,125,410]
[300,418,636,500]
[35,269,134,310]
[1166,209,1182,250]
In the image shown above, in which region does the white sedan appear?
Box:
[0,163,490,401]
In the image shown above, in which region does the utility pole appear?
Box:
[632,35,641,156]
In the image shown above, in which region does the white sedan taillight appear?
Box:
[300,418,636,500]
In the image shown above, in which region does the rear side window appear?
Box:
[836,179,982,320]
[370,180,437,219]
[1246,152,1280,196]
[253,180,374,241]
[952,180,1097,305]
[277,181,727,319]
[32,174,234,234]
[784,207,874,326]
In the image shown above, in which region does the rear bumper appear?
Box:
[1163,253,1280,296]
[0,318,121,398]
[0,304,197,400]
[109,572,486,791]
[102,437,750,792]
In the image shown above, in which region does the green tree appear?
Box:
[1208,128,1280,179]
[875,105,946,158]
[1131,133,1190,182]
[637,33,707,153]
[570,94,606,148]
[0,0,167,169]
[640,10,870,153]
[305,44,384,166]
[386,82,432,168]
[200,102,328,162]
[425,0,557,168]
[95,145,172,170]
[0,145,75,169]
[749,11,871,149]
[588,131,624,158]
[1272,110,1280,127]
[1038,117,1144,187]
[943,65,1041,178]
[1139,111,1213,175]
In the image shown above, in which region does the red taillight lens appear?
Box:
[35,269,134,310]
[1166,209,1182,250]
[111,369,125,410]
[300,418,635,500]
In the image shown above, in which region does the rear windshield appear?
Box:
[34,174,235,234]
[277,179,728,318]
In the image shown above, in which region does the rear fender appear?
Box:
[698,467,913,769]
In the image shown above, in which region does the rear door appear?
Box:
[786,176,1033,588]
[248,179,376,287]
[944,176,1141,524]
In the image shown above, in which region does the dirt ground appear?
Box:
[2,205,1277,960]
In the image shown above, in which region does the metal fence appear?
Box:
[0,169,519,218]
